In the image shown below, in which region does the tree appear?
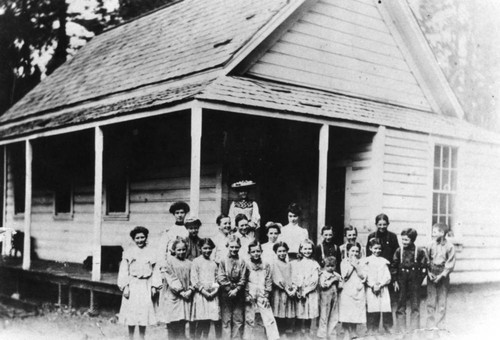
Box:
[0,0,119,115]
[118,0,177,21]
[414,0,500,131]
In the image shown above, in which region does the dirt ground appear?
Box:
[0,282,499,340]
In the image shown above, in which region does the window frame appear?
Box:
[432,143,458,230]
[53,182,74,220]
[103,175,130,221]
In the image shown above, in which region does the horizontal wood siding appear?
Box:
[4,154,221,263]
[454,142,500,282]
[247,0,432,111]
[344,135,373,240]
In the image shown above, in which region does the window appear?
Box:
[432,145,458,229]
[105,174,129,219]
[54,182,73,218]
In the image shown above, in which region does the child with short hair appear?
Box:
[339,225,365,260]
[244,241,280,340]
[185,218,202,261]
[118,226,160,340]
[262,222,281,264]
[315,225,341,270]
[190,238,220,339]
[212,214,232,264]
[392,228,428,332]
[365,238,392,335]
[426,223,456,329]
[159,237,193,340]
[292,239,320,338]
[270,241,296,337]
[217,235,247,340]
[339,243,366,339]
[317,256,342,340]
[234,213,254,261]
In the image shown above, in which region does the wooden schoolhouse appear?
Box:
[1,0,500,302]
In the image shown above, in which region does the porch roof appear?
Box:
[198,76,500,145]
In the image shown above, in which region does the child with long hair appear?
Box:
[270,241,296,337]
[339,243,366,339]
[291,239,320,338]
[159,237,193,340]
[118,226,160,340]
[191,238,220,339]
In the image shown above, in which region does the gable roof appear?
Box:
[1,0,289,124]
[0,0,496,145]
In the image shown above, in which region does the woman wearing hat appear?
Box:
[157,201,190,260]
[228,180,261,240]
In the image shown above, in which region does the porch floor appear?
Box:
[0,257,120,309]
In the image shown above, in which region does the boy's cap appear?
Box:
[185,217,201,228]
[169,201,190,214]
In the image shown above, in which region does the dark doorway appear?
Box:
[326,166,346,246]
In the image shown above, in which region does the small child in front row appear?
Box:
[190,238,220,339]
[392,228,428,332]
[270,241,296,337]
[365,238,392,335]
[317,256,342,340]
[244,241,280,340]
[217,235,247,340]
[159,237,193,340]
[426,223,456,329]
[339,243,366,340]
[292,239,320,338]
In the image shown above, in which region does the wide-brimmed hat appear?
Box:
[231,180,256,190]
[169,201,190,214]
[185,217,202,228]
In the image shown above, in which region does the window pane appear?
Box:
[432,215,438,225]
[55,186,72,214]
[434,146,441,167]
[107,176,127,213]
[433,193,439,214]
[439,194,447,215]
[433,169,441,190]
[451,147,458,169]
[441,146,450,168]
[11,144,26,214]
[441,170,450,191]
[450,170,457,191]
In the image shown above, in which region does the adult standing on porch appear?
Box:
[366,213,399,333]
[228,180,261,240]
[278,203,309,261]
[157,201,190,260]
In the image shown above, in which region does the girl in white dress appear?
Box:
[118,226,160,340]
[279,203,309,260]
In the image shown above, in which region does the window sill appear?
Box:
[104,214,130,221]
[53,214,74,221]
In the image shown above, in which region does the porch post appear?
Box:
[92,127,104,281]
[22,140,32,270]
[317,124,329,238]
[2,146,8,256]
[190,106,202,217]
[371,126,386,218]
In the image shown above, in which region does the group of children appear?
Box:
[118,200,456,340]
